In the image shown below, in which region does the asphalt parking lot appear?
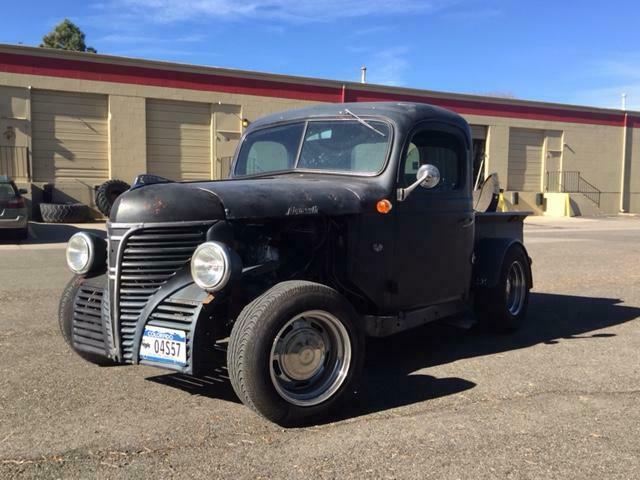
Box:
[1,216,640,479]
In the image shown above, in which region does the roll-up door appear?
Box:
[31,90,108,182]
[146,99,211,181]
[507,128,544,191]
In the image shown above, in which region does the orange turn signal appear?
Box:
[376,199,393,214]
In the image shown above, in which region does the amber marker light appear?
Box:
[376,199,393,214]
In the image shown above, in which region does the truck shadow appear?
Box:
[146,292,640,421]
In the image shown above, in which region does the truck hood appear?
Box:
[110,174,386,224]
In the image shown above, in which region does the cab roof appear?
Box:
[249,102,470,135]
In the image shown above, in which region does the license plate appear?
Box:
[139,326,187,366]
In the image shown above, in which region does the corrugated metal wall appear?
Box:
[507,127,544,191]
[146,99,212,181]
[31,90,109,182]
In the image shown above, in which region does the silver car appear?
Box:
[0,175,28,240]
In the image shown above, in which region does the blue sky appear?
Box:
[2,0,640,110]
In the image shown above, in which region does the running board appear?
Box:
[363,299,466,337]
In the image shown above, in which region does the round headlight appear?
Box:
[191,242,231,291]
[66,232,94,274]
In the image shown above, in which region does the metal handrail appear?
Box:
[546,170,601,207]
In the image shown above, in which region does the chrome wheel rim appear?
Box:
[505,261,526,316]
[269,310,351,407]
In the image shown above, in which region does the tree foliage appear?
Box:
[40,19,97,53]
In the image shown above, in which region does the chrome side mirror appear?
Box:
[397,164,441,201]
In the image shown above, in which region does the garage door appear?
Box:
[146,99,211,181]
[31,90,109,182]
[507,128,544,191]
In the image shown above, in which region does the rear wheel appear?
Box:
[476,246,531,332]
[227,281,364,426]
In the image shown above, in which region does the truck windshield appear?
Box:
[234,120,391,176]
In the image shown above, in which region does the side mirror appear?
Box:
[397,164,441,201]
[18,188,28,195]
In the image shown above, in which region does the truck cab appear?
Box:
[59,102,532,426]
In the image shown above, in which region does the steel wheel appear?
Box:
[505,261,526,316]
[269,310,351,407]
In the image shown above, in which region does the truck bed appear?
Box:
[474,211,530,243]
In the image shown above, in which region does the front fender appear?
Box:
[130,267,221,373]
[473,238,532,289]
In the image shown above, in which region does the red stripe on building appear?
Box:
[0,52,342,103]
[345,90,624,127]
[0,51,629,127]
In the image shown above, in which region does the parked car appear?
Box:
[0,175,28,240]
[58,102,532,426]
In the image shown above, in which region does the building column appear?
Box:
[485,125,509,190]
[108,95,147,183]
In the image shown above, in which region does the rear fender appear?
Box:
[473,238,532,289]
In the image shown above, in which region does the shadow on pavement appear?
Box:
[0,222,106,245]
[145,292,640,421]
[146,346,241,404]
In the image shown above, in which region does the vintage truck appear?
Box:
[59,102,532,426]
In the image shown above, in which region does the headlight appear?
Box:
[66,232,94,274]
[191,241,232,291]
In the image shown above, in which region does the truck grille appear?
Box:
[72,285,107,355]
[116,226,207,361]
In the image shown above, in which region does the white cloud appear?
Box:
[365,46,411,86]
[109,0,451,23]
[569,54,640,110]
[97,33,206,44]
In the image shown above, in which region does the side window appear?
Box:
[0,184,17,200]
[400,130,464,190]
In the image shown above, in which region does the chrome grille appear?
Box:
[73,285,106,355]
[116,226,207,361]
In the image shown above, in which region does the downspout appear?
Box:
[341,84,347,103]
[620,112,629,212]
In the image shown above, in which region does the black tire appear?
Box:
[227,281,365,426]
[475,246,531,332]
[58,276,114,366]
[95,179,130,217]
[39,203,90,223]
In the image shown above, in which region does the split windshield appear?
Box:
[234,119,391,176]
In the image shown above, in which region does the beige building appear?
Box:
[1,43,639,216]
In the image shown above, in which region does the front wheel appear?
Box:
[59,276,115,366]
[475,246,532,332]
[227,281,364,426]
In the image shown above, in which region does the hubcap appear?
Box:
[270,310,351,407]
[505,261,526,316]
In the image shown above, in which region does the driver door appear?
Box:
[390,125,474,310]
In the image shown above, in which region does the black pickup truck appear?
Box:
[59,102,532,426]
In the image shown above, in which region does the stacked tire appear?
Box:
[39,203,90,223]
[95,179,130,217]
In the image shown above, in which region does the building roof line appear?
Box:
[0,43,638,127]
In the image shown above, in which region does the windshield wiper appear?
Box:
[342,109,386,137]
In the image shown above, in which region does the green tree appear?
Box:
[40,19,97,53]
